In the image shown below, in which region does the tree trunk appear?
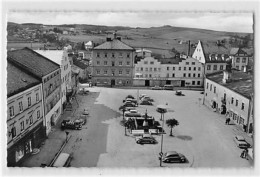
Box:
[125,125,127,136]
[170,127,173,136]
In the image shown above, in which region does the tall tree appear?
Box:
[166,118,179,136]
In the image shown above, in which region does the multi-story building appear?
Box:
[35,49,72,111]
[204,69,253,133]
[7,61,45,166]
[8,47,61,136]
[192,40,228,75]
[133,56,204,87]
[92,35,135,86]
[229,48,249,71]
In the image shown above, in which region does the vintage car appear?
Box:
[61,119,82,130]
[135,134,157,144]
[159,151,186,163]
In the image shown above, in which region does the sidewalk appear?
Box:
[21,100,79,167]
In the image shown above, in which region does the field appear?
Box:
[7,42,44,50]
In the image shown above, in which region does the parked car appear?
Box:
[175,90,182,96]
[139,94,148,99]
[61,119,82,130]
[124,111,142,118]
[136,134,157,144]
[159,151,186,163]
[151,85,163,90]
[123,98,138,105]
[234,135,251,149]
[140,100,153,105]
[76,118,86,125]
[141,96,154,102]
[82,109,89,115]
[123,102,136,107]
[126,95,135,99]
[163,85,174,90]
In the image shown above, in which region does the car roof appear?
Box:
[143,134,153,138]
[165,151,178,156]
[235,135,245,141]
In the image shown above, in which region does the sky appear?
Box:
[7,11,253,33]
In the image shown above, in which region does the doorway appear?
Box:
[145,80,150,86]
[111,79,115,86]
[166,80,171,85]
[181,80,185,87]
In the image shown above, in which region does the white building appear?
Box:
[204,69,253,133]
[35,49,72,109]
[136,48,152,58]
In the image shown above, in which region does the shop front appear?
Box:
[7,122,45,167]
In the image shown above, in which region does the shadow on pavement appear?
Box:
[175,135,193,141]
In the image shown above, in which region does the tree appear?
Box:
[166,118,179,136]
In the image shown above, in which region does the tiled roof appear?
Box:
[94,39,134,50]
[34,50,64,65]
[7,61,41,98]
[7,47,60,78]
[229,48,248,55]
[158,58,185,64]
[73,58,88,69]
[200,41,230,55]
[206,70,253,99]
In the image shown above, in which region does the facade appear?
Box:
[7,61,45,166]
[73,58,89,81]
[136,48,152,58]
[204,70,253,133]
[229,48,249,71]
[92,36,135,86]
[133,56,204,87]
[35,49,72,111]
[8,47,61,136]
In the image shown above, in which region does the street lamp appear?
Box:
[156,104,168,167]
[65,131,69,142]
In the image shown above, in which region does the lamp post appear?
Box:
[65,131,69,142]
[156,104,168,167]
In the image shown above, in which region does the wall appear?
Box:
[192,41,206,63]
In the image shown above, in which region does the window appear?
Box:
[166,73,169,78]
[96,70,100,75]
[149,74,152,78]
[183,73,186,77]
[145,74,148,78]
[172,73,175,77]
[193,73,196,77]
[104,70,108,75]
[19,101,23,112]
[97,61,100,65]
[210,84,212,91]
[186,62,189,65]
[11,127,16,138]
[241,103,244,110]
[173,67,175,70]
[220,65,223,70]
[194,67,196,71]
[236,100,238,106]
[140,67,143,71]
[119,70,122,75]
[236,57,240,63]
[150,67,152,71]
[198,67,201,71]
[136,67,139,71]
[179,67,181,70]
[144,61,148,64]
[127,61,130,66]
[28,97,31,107]
[192,81,195,85]
[29,115,33,125]
[242,58,247,63]
[112,53,115,58]
[192,62,195,65]
[9,106,14,117]
[207,83,209,89]
[184,67,186,70]
[231,97,234,104]
[97,53,100,58]
[126,70,130,75]
[158,68,161,72]
[111,71,115,76]
[119,61,122,66]
[104,61,108,65]
[119,53,123,57]
[37,110,40,119]
[154,68,157,71]
[127,53,130,58]
[188,73,191,77]
[198,74,201,77]
[214,86,216,93]
[197,81,201,85]
[207,65,211,70]
[189,67,191,71]
[213,65,217,70]
[112,61,115,66]
[150,61,154,64]
[167,67,169,71]
[20,121,24,131]
[145,68,148,71]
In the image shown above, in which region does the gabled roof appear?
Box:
[230,48,248,56]
[94,39,134,50]
[34,50,64,65]
[206,70,253,99]
[7,47,60,78]
[200,41,230,55]
[7,61,41,98]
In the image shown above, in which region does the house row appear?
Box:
[6,47,78,166]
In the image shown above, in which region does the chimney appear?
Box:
[106,37,112,41]
[222,70,232,84]
[187,40,190,57]
[116,36,121,41]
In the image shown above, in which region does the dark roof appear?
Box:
[7,61,41,98]
[93,39,134,50]
[206,70,253,99]
[7,47,60,78]
[230,48,248,56]
[73,58,88,69]
[157,58,185,64]
[200,41,230,55]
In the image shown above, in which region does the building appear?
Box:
[8,47,62,136]
[72,57,89,82]
[229,48,249,71]
[7,61,45,166]
[34,49,72,111]
[136,48,152,58]
[192,40,228,75]
[203,69,253,133]
[133,56,204,87]
[92,35,135,86]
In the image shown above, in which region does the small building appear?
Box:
[229,48,249,71]
[136,48,152,58]
[73,58,89,82]
[204,69,253,133]
[7,61,45,167]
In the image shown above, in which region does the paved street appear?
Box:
[22,87,253,168]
